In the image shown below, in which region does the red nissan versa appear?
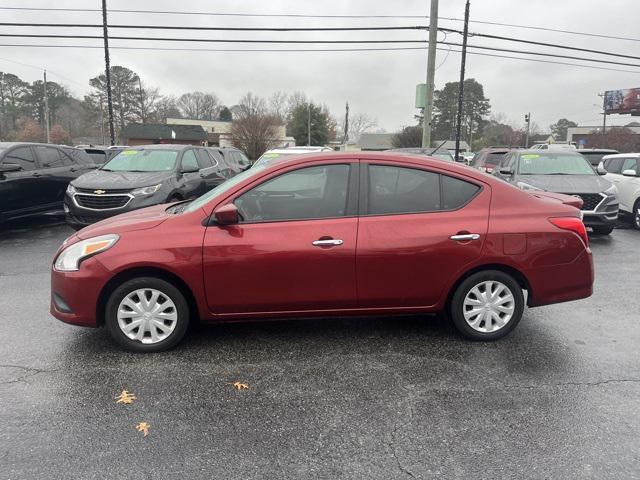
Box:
[50,152,594,352]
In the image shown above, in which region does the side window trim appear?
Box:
[360,162,483,217]
[205,150,220,167]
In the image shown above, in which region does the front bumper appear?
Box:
[64,192,167,228]
[50,256,112,327]
[582,196,618,228]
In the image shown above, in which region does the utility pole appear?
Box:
[598,93,607,147]
[342,101,349,146]
[307,102,311,146]
[454,0,470,161]
[101,0,115,146]
[421,0,439,148]
[524,112,531,148]
[138,76,145,122]
[99,96,105,145]
[43,70,50,143]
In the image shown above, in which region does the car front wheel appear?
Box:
[634,200,640,230]
[105,277,190,352]
[449,270,524,341]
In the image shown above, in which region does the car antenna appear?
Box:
[429,140,448,155]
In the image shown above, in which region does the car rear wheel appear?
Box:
[105,277,190,352]
[592,225,614,235]
[449,270,524,341]
[633,200,640,230]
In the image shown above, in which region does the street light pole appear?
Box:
[421,0,438,148]
[524,112,531,148]
[101,0,115,146]
[43,70,50,143]
[307,102,311,146]
[454,0,470,161]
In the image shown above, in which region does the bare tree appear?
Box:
[391,126,422,148]
[347,113,377,142]
[230,92,280,160]
[152,95,182,122]
[286,91,308,119]
[135,82,161,123]
[268,91,289,124]
[177,92,221,120]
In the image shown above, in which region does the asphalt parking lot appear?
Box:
[1,216,639,480]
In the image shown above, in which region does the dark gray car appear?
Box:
[493,150,619,234]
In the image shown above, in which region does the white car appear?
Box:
[529,143,577,151]
[603,153,640,229]
[253,146,333,168]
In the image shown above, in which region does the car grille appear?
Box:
[74,194,131,210]
[76,187,132,194]
[560,193,603,211]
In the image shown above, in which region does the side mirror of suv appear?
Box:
[499,167,514,176]
[597,165,608,175]
[622,169,638,177]
[0,163,22,173]
[213,204,239,225]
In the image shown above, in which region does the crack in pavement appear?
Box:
[0,364,59,385]
[499,378,640,389]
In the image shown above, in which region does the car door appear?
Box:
[616,158,640,212]
[178,149,207,198]
[0,145,45,215]
[202,161,358,315]
[356,161,490,309]
[195,148,224,190]
[33,145,77,207]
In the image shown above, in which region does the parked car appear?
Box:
[65,145,235,230]
[603,153,640,229]
[529,143,577,151]
[253,146,333,168]
[470,148,511,173]
[492,150,618,235]
[0,142,98,227]
[80,146,123,166]
[576,148,619,167]
[208,146,251,173]
[388,147,456,162]
[51,152,594,352]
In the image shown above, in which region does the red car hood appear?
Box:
[528,191,584,210]
[76,203,172,239]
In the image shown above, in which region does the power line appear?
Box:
[0,55,86,87]
[1,23,639,62]
[0,43,638,75]
[0,6,638,43]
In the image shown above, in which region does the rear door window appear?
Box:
[620,158,638,173]
[367,165,440,215]
[35,146,69,168]
[181,150,199,171]
[3,146,37,171]
[604,158,624,173]
[195,149,213,169]
[441,175,481,209]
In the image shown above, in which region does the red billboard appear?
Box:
[604,88,640,115]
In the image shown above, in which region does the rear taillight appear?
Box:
[548,217,589,247]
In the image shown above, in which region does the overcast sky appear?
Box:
[1,0,638,132]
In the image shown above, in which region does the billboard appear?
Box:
[604,88,640,115]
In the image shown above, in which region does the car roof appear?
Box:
[264,147,332,154]
[600,152,640,159]
[576,149,619,153]
[0,142,71,148]
[119,144,193,150]
[515,150,583,157]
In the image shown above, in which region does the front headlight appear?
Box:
[131,184,162,196]
[54,234,119,271]
[603,184,618,197]
[516,181,543,191]
[66,183,76,195]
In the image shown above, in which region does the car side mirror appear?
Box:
[499,167,514,176]
[0,163,22,173]
[597,166,608,175]
[213,204,239,225]
[622,169,638,177]
[454,155,465,163]
[181,165,200,174]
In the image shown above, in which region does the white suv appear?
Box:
[603,153,640,229]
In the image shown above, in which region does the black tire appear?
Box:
[592,225,614,235]
[449,270,525,341]
[633,199,640,230]
[105,277,190,352]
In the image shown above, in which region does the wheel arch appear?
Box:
[96,266,200,326]
[445,263,533,311]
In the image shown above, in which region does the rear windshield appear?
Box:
[519,153,595,175]
[483,152,506,166]
[85,151,107,164]
[253,152,299,167]
[579,152,610,166]
[102,149,178,172]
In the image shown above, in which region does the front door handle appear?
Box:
[312,239,344,247]
[450,233,480,241]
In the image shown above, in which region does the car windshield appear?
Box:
[184,164,269,213]
[253,152,299,167]
[102,149,178,172]
[519,153,595,175]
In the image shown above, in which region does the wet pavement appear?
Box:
[1,216,639,479]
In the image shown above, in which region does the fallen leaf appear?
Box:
[233,381,249,391]
[115,390,137,405]
[135,422,150,437]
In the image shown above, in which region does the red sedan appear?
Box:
[51,153,594,352]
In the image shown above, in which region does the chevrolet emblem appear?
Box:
[94,189,106,195]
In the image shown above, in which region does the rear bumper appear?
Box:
[50,257,111,327]
[525,248,594,307]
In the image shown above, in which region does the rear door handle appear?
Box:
[450,233,480,241]
[312,239,344,247]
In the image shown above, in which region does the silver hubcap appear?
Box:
[117,288,178,344]
[463,281,515,333]
[635,209,640,229]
